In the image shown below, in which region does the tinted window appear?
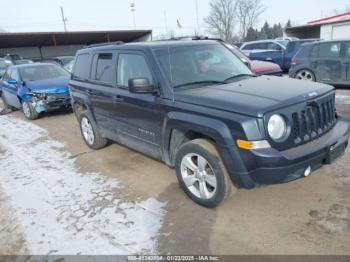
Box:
[345,42,350,58]
[242,43,267,50]
[117,54,153,87]
[267,42,282,50]
[319,43,341,57]
[72,53,91,80]
[92,53,113,83]
[287,42,297,53]
[311,45,319,57]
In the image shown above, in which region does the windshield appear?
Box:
[154,43,252,90]
[20,64,70,82]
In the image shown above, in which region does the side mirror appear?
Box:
[128,78,156,94]
[7,79,17,85]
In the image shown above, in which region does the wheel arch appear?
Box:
[163,112,249,187]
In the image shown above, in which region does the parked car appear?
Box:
[289,40,350,87]
[224,43,282,76]
[70,40,349,208]
[1,63,71,120]
[240,39,318,70]
[64,59,74,73]
[52,56,75,67]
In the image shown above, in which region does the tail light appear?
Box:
[291,57,297,65]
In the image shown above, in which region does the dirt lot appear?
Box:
[0,89,349,255]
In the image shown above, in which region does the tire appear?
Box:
[295,69,315,82]
[175,139,237,208]
[78,110,108,150]
[22,101,39,120]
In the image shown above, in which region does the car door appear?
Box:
[313,42,342,85]
[86,52,120,137]
[113,51,164,160]
[2,68,22,108]
[341,42,350,85]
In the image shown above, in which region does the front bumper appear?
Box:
[30,93,71,113]
[235,118,350,187]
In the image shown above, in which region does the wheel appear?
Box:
[22,101,39,120]
[79,111,108,150]
[175,139,237,208]
[295,69,315,81]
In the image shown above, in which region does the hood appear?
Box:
[174,76,334,117]
[250,60,282,75]
[25,76,69,94]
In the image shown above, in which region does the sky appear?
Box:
[1,0,350,37]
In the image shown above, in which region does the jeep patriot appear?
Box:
[69,40,350,207]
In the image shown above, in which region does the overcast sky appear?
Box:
[1,0,350,37]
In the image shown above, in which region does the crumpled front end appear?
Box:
[26,89,71,113]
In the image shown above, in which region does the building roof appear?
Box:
[0,30,152,48]
[308,12,350,25]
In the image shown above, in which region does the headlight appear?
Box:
[268,114,287,141]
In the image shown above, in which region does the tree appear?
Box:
[204,0,236,42]
[285,19,292,29]
[245,27,258,41]
[236,0,266,40]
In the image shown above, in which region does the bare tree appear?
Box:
[236,0,266,40]
[204,0,236,42]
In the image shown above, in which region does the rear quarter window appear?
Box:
[72,53,91,81]
[310,45,319,57]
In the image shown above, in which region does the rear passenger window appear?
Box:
[345,43,350,58]
[311,45,319,57]
[117,54,153,87]
[92,53,113,83]
[242,43,267,50]
[72,53,91,80]
[319,43,341,57]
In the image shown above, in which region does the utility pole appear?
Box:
[60,6,68,32]
[195,0,199,35]
[164,10,168,34]
[130,3,136,29]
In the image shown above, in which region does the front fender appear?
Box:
[163,112,251,187]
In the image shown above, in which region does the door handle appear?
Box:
[87,89,94,95]
[113,95,124,103]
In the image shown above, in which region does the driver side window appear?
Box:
[117,54,153,87]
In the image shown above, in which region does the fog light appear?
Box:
[304,166,312,177]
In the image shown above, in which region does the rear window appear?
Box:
[242,43,267,50]
[92,53,114,84]
[319,43,341,57]
[72,53,91,80]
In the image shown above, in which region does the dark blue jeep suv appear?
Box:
[69,40,350,208]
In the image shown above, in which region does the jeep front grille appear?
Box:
[291,95,336,145]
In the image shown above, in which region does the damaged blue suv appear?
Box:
[0,63,71,120]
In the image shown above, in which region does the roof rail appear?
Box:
[87,41,124,48]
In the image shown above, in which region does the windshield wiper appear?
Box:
[224,74,256,83]
[174,80,226,89]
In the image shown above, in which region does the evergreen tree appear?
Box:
[245,27,258,41]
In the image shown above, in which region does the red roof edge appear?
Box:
[308,11,350,24]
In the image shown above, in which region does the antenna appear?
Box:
[60,6,68,32]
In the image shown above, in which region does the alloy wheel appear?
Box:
[81,117,95,145]
[296,70,315,81]
[180,153,217,200]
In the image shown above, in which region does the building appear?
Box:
[285,12,350,40]
[0,30,152,60]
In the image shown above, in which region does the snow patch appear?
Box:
[336,95,350,105]
[0,115,165,255]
